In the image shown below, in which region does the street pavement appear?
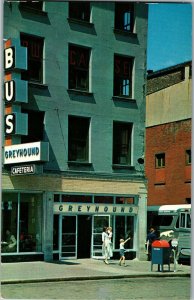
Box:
[1,258,191,285]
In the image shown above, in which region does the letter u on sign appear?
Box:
[4,80,15,103]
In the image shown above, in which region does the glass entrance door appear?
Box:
[91,215,110,258]
[60,215,77,259]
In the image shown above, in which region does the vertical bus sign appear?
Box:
[3,39,28,145]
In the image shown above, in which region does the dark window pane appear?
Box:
[94,196,113,204]
[53,215,59,251]
[20,1,43,11]
[21,110,44,143]
[116,197,134,204]
[114,55,133,97]
[155,153,165,168]
[69,1,90,22]
[186,149,191,165]
[115,2,134,32]
[1,193,18,253]
[54,194,60,202]
[20,33,43,83]
[113,122,132,165]
[69,45,90,91]
[19,193,42,253]
[68,116,90,162]
[62,195,92,203]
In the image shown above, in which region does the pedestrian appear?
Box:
[146,227,157,260]
[102,227,109,264]
[3,229,17,252]
[107,226,113,258]
[119,237,131,266]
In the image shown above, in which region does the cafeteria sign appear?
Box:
[11,165,35,175]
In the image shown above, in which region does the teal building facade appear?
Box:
[2,1,148,262]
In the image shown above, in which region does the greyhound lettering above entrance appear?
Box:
[55,203,137,215]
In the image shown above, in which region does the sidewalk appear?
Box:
[1,258,191,284]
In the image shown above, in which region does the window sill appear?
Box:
[185,179,191,183]
[113,28,137,38]
[19,5,48,16]
[155,167,165,169]
[112,96,136,103]
[68,18,94,28]
[29,82,48,90]
[67,89,93,96]
[68,161,92,167]
[112,164,135,171]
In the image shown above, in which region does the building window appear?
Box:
[62,195,92,203]
[188,64,192,78]
[186,198,191,204]
[114,55,133,97]
[68,116,90,162]
[1,193,42,254]
[20,33,44,83]
[115,2,134,32]
[69,45,90,91]
[185,149,191,165]
[116,197,135,204]
[94,196,113,204]
[69,1,90,22]
[21,110,44,143]
[113,122,132,165]
[54,194,60,202]
[115,216,134,249]
[19,1,43,11]
[155,153,165,168]
[53,215,59,251]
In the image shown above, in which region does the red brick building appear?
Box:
[146,62,192,211]
[146,119,191,206]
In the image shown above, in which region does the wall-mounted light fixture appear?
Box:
[137,155,144,164]
[8,201,12,210]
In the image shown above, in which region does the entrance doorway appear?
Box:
[77,215,92,258]
[59,214,110,259]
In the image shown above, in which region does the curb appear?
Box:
[1,272,190,285]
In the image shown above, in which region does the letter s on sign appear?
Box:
[5,114,15,135]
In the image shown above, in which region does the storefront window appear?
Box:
[94,196,113,203]
[115,216,134,249]
[53,215,59,251]
[54,194,60,202]
[62,194,92,203]
[92,215,110,257]
[1,193,18,253]
[20,194,42,252]
[1,192,42,254]
[116,197,134,204]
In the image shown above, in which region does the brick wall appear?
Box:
[2,172,146,196]
[145,119,191,206]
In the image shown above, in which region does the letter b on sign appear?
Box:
[4,47,15,70]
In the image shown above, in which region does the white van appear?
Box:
[147,204,191,261]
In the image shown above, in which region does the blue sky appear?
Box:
[147,3,192,71]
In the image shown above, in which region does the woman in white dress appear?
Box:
[102,227,109,264]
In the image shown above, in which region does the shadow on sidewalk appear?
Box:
[48,260,81,265]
